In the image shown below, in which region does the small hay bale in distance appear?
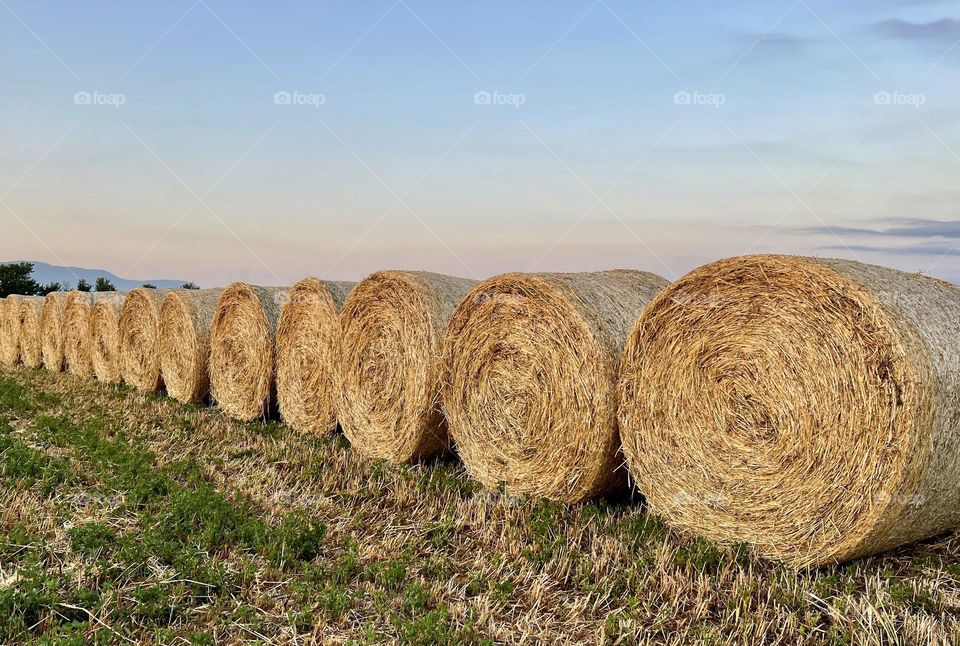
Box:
[209,283,289,421]
[119,288,168,392]
[619,255,960,566]
[63,292,95,376]
[443,270,669,504]
[18,297,43,368]
[89,293,126,383]
[0,294,23,366]
[338,271,477,462]
[40,292,69,372]
[276,278,355,435]
[159,288,223,404]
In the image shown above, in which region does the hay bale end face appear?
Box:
[63,292,95,376]
[89,293,127,383]
[18,297,43,368]
[159,289,223,404]
[619,255,960,566]
[276,278,355,435]
[40,292,69,372]
[443,270,668,504]
[119,288,168,392]
[338,271,476,462]
[0,294,23,366]
[209,283,289,421]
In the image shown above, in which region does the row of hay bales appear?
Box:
[2,255,960,568]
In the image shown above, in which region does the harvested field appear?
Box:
[2,365,959,644]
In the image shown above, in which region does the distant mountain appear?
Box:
[10,261,191,291]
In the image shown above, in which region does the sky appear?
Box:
[1,0,959,286]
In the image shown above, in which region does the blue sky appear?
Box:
[1,0,959,286]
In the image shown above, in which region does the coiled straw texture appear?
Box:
[443,270,668,504]
[619,255,960,566]
[159,289,223,404]
[338,271,476,462]
[90,293,127,383]
[209,284,289,421]
[119,288,168,392]
[276,278,355,435]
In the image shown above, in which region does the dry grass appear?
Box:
[276,278,354,435]
[619,255,960,567]
[209,283,288,421]
[158,289,223,403]
[118,288,167,392]
[40,292,68,372]
[89,294,126,383]
[3,365,960,644]
[17,297,42,368]
[338,271,476,463]
[443,270,668,504]
[0,294,22,367]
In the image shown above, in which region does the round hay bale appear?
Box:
[119,288,169,392]
[443,270,669,504]
[63,292,95,376]
[40,292,69,372]
[209,284,289,421]
[159,289,223,404]
[18,297,43,368]
[338,271,477,462]
[276,278,355,435]
[89,293,127,383]
[0,294,23,366]
[619,254,960,566]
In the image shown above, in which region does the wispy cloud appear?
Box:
[797,217,960,238]
[873,17,960,42]
[819,242,960,257]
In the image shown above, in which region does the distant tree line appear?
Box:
[0,262,200,298]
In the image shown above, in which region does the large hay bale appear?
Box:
[443,270,668,504]
[89,293,127,383]
[338,271,476,462]
[0,294,23,366]
[276,278,355,435]
[18,297,43,368]
[119,288,169,392]
[40,292,69,371]
[619,254,960,566]
[63,292,95,376]
[159,289,223,404]
[209,284,289,421]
